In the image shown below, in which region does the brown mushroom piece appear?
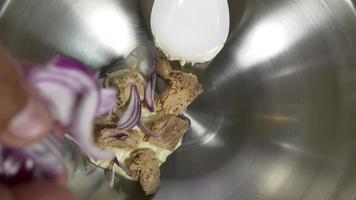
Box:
[127,148,160,195]
[155,57,172,79]
[155,60,203,115]
[109,68,145,108]
[96,129,143,149]
[94,117,117,134]
[148,115,190,151]
[94,116,143,149]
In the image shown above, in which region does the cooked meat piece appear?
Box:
[110,68,145,107]
[156,70,202,115]
[127,149,160,195]
[148,115,190,151]
[96,129,143,149]
[94,117,117,134]
[169,71,201,90]
[155,57,172,79]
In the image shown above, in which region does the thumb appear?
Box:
[0,49,53,147]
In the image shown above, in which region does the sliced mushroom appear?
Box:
[110,68,145,107]
[127,148,160,195]
[155,65,202,115]
[148,115,190,151]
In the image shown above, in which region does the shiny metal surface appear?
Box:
[1,0,356,199]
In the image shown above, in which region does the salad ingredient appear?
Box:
[156,60,202,115]
[150,0,230,63]
[148,115,190,151]
[127,148,160,195]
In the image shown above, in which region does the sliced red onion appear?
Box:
[104,163,115,188]
[46,65,96,97]
[64,134,79,146]
[104,158,132,188]
[107,133,129,141]
[117,86,136,127]
[96,88,117,117]
[85,164,98,175]
[30,56,116,161]
[102,76,110,88]
[46,134,65,154]
[25,136,65,176]
[145,72,157,112]
[113,158,133,177]
[0,148,33,185]
[68,84,113,161]
[109,168,115,187]
[30,69,85,127]
[31,77,80,94]
[137,121,158,137]
[117,85,141,130]
[49,56,93,76]
[44,66,107,119]
[0,136,65,185]
[31,78,79,127]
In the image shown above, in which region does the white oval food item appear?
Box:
[151,0,230,63]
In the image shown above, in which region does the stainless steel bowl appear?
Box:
[1,0,356,199]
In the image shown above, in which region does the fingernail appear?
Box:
[7,93,52,141]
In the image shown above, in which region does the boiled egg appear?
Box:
[150,0,230,64]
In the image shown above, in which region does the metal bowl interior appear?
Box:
[1,0,356,199]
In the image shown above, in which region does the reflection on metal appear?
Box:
[185,112,208,137]
[0,0,11,17]
[345,0,356,14]
[238,21,289,67]
[87,5,136,55]
[235,0,336,69]
[184,112,223,147]
[276,142,304,154]
[256,114,298,123]
[201,133,224,147]
[261,162,291,195]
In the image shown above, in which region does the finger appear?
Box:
[0,49,28,132]
[0,49,53,147]
[0,89,53,148]
[0,184,14,200]
[52,123,66,139]
[10,182,76,200]
[54,174,69,186]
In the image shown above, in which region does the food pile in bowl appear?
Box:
[93,57,202,195]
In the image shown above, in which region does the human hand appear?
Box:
[0,49,75,200]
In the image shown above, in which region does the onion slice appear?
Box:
[107,133,129,141]
[0,136,66,185]
[69,86,113,161]
[113,158,133,177]
[102,76,110,88]
[145,72,157,112]
[1,56,120,185]
[137,121,158,137]
[104,158,133,187]
[117,86,136,128]
[85,164,99,175]
[104,164,115,188]
[117,85,141,130]
[30,56,116,161]
[96,88,117,117]
[49,56,93,76]
[30,77,79,126]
